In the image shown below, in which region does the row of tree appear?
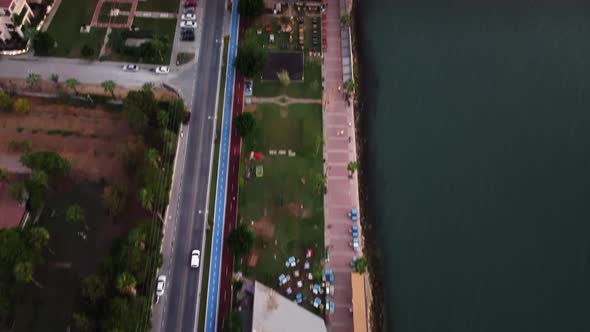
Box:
[0,91,31,113]
[71,220,162,331]
[122,86,186,215]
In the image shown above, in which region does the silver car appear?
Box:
[156,275,166,297]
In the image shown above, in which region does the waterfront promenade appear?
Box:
[322,0,365,331]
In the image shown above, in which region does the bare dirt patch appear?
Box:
[0,97,131,185]
[286,202,312,219]
[252,215,276,240]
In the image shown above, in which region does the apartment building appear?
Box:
[0,0,34,42]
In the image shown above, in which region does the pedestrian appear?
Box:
[348,136,351,143]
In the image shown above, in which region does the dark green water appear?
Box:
[358,1,590,331]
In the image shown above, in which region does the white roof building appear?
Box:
[252,281,327,332]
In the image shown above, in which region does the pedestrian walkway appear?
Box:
[41,0,61,32]
[249,95,322,105]
[91,0,138,28]
[322,0,362,331]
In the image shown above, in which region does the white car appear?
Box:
[190,249,200,268]
[156,275,166,297]
[122,64,139,72]
[180,20,197,28]
[181,13,196,20]
[155,66,169,74]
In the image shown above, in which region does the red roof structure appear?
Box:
[0,0,13,9]
[0,182,26,230]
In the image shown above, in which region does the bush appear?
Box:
[32,32,55,56]
[81,44,95,58]
[0,91,11,112]
[238,0,265,19]
[14,98,30,114]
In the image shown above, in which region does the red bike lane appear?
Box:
[217,19,246,332]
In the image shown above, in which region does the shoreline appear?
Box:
[349,0,386,330]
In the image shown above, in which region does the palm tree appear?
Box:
[101,80,116,98]
[26,72,41,90]
[128,227,147,250]
[14,261,44,288]
[344,79,355,94]
[142,82,155,92]
[116,272,137,296]
[353,257,368,274]
[347,160,359,174]
[146,148,160,167]
[65,78,80,95]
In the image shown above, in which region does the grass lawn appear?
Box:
[238,103,324,294]
[12,183,140,332]
[137,0,181,12]
[253,57,322,99]
[108,17,176,64]
[46,0,107,58]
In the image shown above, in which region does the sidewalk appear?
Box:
[322,0,361,331]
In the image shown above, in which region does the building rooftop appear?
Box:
[0,182,25,230]
[252,281,327,332]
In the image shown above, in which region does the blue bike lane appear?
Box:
[204,1,240,331]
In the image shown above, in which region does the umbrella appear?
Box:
[313,284,321,294]
[329,302,335,314]
[313,297,321,308]
[297,280,303,288]
[296,293,303,303]
[286,287,293,295]
[304,261,310,270]
[307,272,313,280]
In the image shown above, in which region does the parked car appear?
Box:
[183,111,192,123]
[190,249,200,268]
[182,13,196,20]
[156,275,166,297]
[155,66,169,74]
[180,20,197,28]
[184,7,195,14]
[122,64,139,72]
[184,0,197,8]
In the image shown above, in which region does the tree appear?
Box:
[234,112,256,138]
[81,44,94,58]
[66,204,85,225]
[234,32,267,78]
[340,14,351,27]
[227,223,255,257]
[277,70,290,89]
[142,82,155,92]
[12,13,23,27]
[238,0,264,19]
[14,261,43,288]
[14,98,30,114]
[0,168,7,182]
[128,227,147,251]
[29,169,48,189]
[9,182,26,201]
[65,78,80,95]
[347,160,359,174]
[32,32,55,56]
[102,185,126,217]
[21,151,71,178]
[0,91,12,112]
[50,73,59,86]
[101,80,116,98]
[26,227,50,252]
[26,73,41,89]
[72,312,94,332]
[81,274,106,303]
[123,89,157,135]
[116,272,137,296]
[344,79,355,94]
[137,187,154,211]
[353,256,368,274]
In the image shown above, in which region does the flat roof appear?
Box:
[351,273,368,332]
[252,281,327,332]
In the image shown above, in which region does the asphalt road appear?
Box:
[0,56,167,86]
[151,0,226,330]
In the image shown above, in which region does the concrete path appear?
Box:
[249,95,321,105]
[322,0,361,331]
[41,0,62,32]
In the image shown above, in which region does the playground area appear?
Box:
[237,103,324,295]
